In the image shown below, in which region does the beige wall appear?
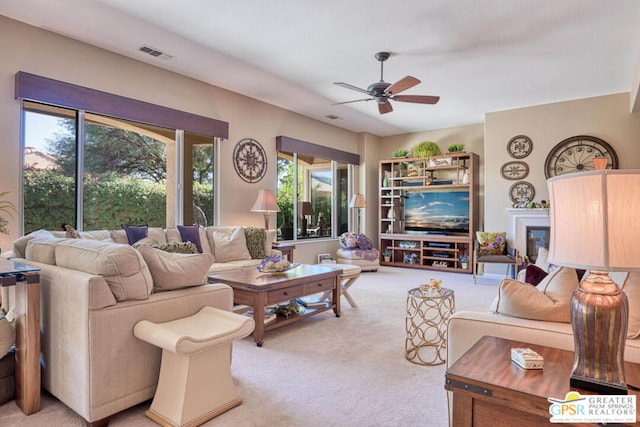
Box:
[484,93,640,239]
[0,17,359,262]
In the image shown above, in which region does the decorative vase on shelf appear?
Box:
[382,173,388,187]
[461,170,470,184]
[387,206,395,219]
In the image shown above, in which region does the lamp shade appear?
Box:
[250,190,280,213]
[298,201,314,216]
[547,170,640,272]
[349,193,367,209]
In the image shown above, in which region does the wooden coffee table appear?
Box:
[208,264,341,346]
[445,336,640,426]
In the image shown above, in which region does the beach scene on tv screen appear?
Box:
[404,190,470,232]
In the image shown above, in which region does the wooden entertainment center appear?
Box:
[379,152,478,273]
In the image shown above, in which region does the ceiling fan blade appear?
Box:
[384,75,420,95]
[378,100,393,114]
[332,98,372,105]
[392,94,440,104]
[333,82,372,96]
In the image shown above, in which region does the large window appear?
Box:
[276,136,357,241]
[17,72,227,235]
[22,101,214,233]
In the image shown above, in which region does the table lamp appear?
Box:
[250,189,280,230]
[349,193,367,234]
[547,170,640,394]
[298,201,314,237]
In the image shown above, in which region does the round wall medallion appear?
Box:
[500,161,529,180]
[509,181,535,203]
[544,135,618,178]
[233,138,267,183]
[507,135,533,159]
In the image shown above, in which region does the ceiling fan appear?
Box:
[333,52,440,114]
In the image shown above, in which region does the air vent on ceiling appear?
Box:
[325,114,340,120]
[139,45,173,60]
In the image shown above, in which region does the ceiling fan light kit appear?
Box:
[333,51,440,114]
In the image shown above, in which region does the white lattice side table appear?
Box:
[405,287,455,366]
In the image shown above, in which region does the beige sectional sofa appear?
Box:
[2,226,279,424]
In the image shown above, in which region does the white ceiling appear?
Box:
[3,0,640,137]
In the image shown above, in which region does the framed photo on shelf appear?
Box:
[317,253,335,264]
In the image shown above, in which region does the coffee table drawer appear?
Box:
[303,278,335,294]
[267,285,304,304]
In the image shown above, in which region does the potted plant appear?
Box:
[383,248,392,262]
[459,254,469,269]
[0,192,16,237]
[413,141,441,159]
[447,143,465,153]
[392,149,409,158]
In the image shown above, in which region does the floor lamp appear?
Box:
[547,170,640,394]
[250,189,280,230]
[350,193,366,234]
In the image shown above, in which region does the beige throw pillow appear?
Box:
[489,267,579,323]
[210,226,251,263]
[137,247,214,291]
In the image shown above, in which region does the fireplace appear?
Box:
[507,208,551,263]
[526,226,550,262]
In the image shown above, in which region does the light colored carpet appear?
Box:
[0,267,499,427]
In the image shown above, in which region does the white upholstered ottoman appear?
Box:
[134,306,255,427]
[336,248,380,272]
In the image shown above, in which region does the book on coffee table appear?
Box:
[297,295,329,308]
[241,310,277,325]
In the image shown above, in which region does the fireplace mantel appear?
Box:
[507,208,551,259]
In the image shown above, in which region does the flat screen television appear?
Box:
[403,189,470,234]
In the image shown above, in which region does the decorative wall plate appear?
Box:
[509,181,535,203]
[544,135,618,178]
[507,135,533,159]
[500,161,529,180]
[233,138,267,183]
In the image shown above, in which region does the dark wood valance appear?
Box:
[276,135,360,165]
[15,71,228,139]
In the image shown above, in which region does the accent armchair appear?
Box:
[473,232,521,284]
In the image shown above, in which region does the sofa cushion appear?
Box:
[244,227,267,259]
[177,225,204,253]
[55,239,153,301]
[208,226,251,263]
[476,231,506,255]
[25,237,66,265]
[137,247,214,291]
[11,229,56,258]
[489,267,579,323]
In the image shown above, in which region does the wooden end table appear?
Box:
[0,260,41,415]
[272,243,295,262]
[445,336,640,426]
[209,264,340,346]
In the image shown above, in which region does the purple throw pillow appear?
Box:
[524,264,548,286]
[355,234,374,250]
[177,225,203,253]
[122,224,148,245]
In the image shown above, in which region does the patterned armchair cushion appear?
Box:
[476,231,507,255]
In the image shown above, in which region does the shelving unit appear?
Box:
[378,152,479,273]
